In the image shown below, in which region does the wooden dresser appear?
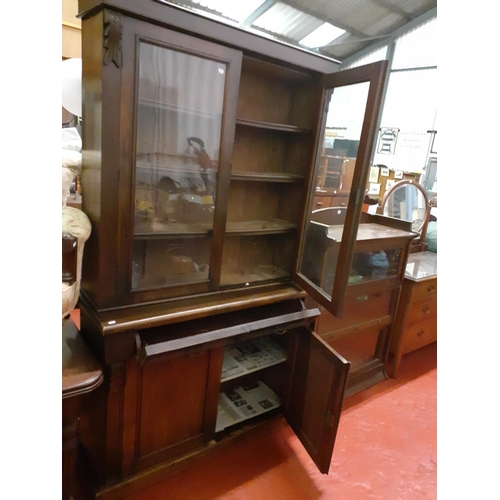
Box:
[388,251,437,377]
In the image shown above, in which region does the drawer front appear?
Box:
[402,317,437,354]
[313,196,329,210]
[326,325,382,372]
[330,196,349,207]
[411,278,437,302]
[316,288,394,334]
[407,297,437,325]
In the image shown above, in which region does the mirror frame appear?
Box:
[377,179,430,234]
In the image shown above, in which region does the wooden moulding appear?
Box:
[78,0,341,74]
[79,284,307,335]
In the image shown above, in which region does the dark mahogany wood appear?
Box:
[74,1,416,496]
[284,329,349,473]
[62,319,103,500]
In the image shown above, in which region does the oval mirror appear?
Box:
[379,180,430,232]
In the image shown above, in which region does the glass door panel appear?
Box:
[296,61,389,317]
[132,41,227,290]
[300,81,370,297]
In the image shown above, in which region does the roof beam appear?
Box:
[369,0,413,22]
[340,6,437,66]
[279,0,369,39]
[241,0,277,27]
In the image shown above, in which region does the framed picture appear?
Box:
[394,170,404,179]
[369,166,380,183]
[368,183,381,195]
[380,167,389,177]
[385,179,395,191]
[377,127,399,155]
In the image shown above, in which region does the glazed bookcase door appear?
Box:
[296,61,389,317]
[123,18,242,303]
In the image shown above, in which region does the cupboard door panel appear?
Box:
[285,329,349,473]
[137,351,211,461]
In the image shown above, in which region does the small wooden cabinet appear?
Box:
[305,212,417,395]
[75,0,415,496]
[388,251,437,377]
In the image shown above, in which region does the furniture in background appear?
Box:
[62,319,103,500]
[313,153,356,210]
[387,251,437,377]
[62,150,91,319]
[306,209,417,396]
[367,166,420,204]
[75,1,409,496]
[377,179,431,253]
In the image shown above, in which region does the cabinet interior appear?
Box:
[129,49,321,296]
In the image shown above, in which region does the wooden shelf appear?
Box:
[236,118,310,134]
[134,220,213,239]
[138,97,221,119]
[220,337,287,383]
[226,219,296,235]
[136,162,217,175]
[231,171,304,183]
[221,265,290,286]
[134,219,296,239]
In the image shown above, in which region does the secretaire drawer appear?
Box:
[402,317,437,354]
[407,297,437,325]
[411,278,437,302]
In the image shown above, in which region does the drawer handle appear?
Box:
[417,330,425,337]
[422,306,431,314]
[317,201,323,206]
[427,285,435,292]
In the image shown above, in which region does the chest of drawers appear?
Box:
[388,251,437,377]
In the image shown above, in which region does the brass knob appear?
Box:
[422,306,431,314]
[427,285,435,292]
[417,330,425,337]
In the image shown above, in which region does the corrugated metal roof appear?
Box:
[167,0,437,62]
[253,2,323,41]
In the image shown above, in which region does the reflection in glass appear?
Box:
[132,42,227,290]
[299,82,369,298]
[382,183,428,231]
[349,248,401,284]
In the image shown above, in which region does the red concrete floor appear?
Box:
[90,343,436,500]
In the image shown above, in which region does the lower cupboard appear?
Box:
[78,299,350,497]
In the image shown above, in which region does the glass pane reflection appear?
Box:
[132,42,227,290]
[383,184,428,231]
[299,81,370,298]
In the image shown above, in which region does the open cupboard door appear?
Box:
[296,60,389,318]
[284,328,350,473]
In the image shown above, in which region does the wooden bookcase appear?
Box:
[75,1,416,496]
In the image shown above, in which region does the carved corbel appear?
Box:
[103,10,123,68]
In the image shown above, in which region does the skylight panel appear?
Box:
[252,2,318,36]
[299,23,346,49]
[190,0,267,23]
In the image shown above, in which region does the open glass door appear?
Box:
[296,61,388,317]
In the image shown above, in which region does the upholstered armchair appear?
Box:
[62,149,91,320]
